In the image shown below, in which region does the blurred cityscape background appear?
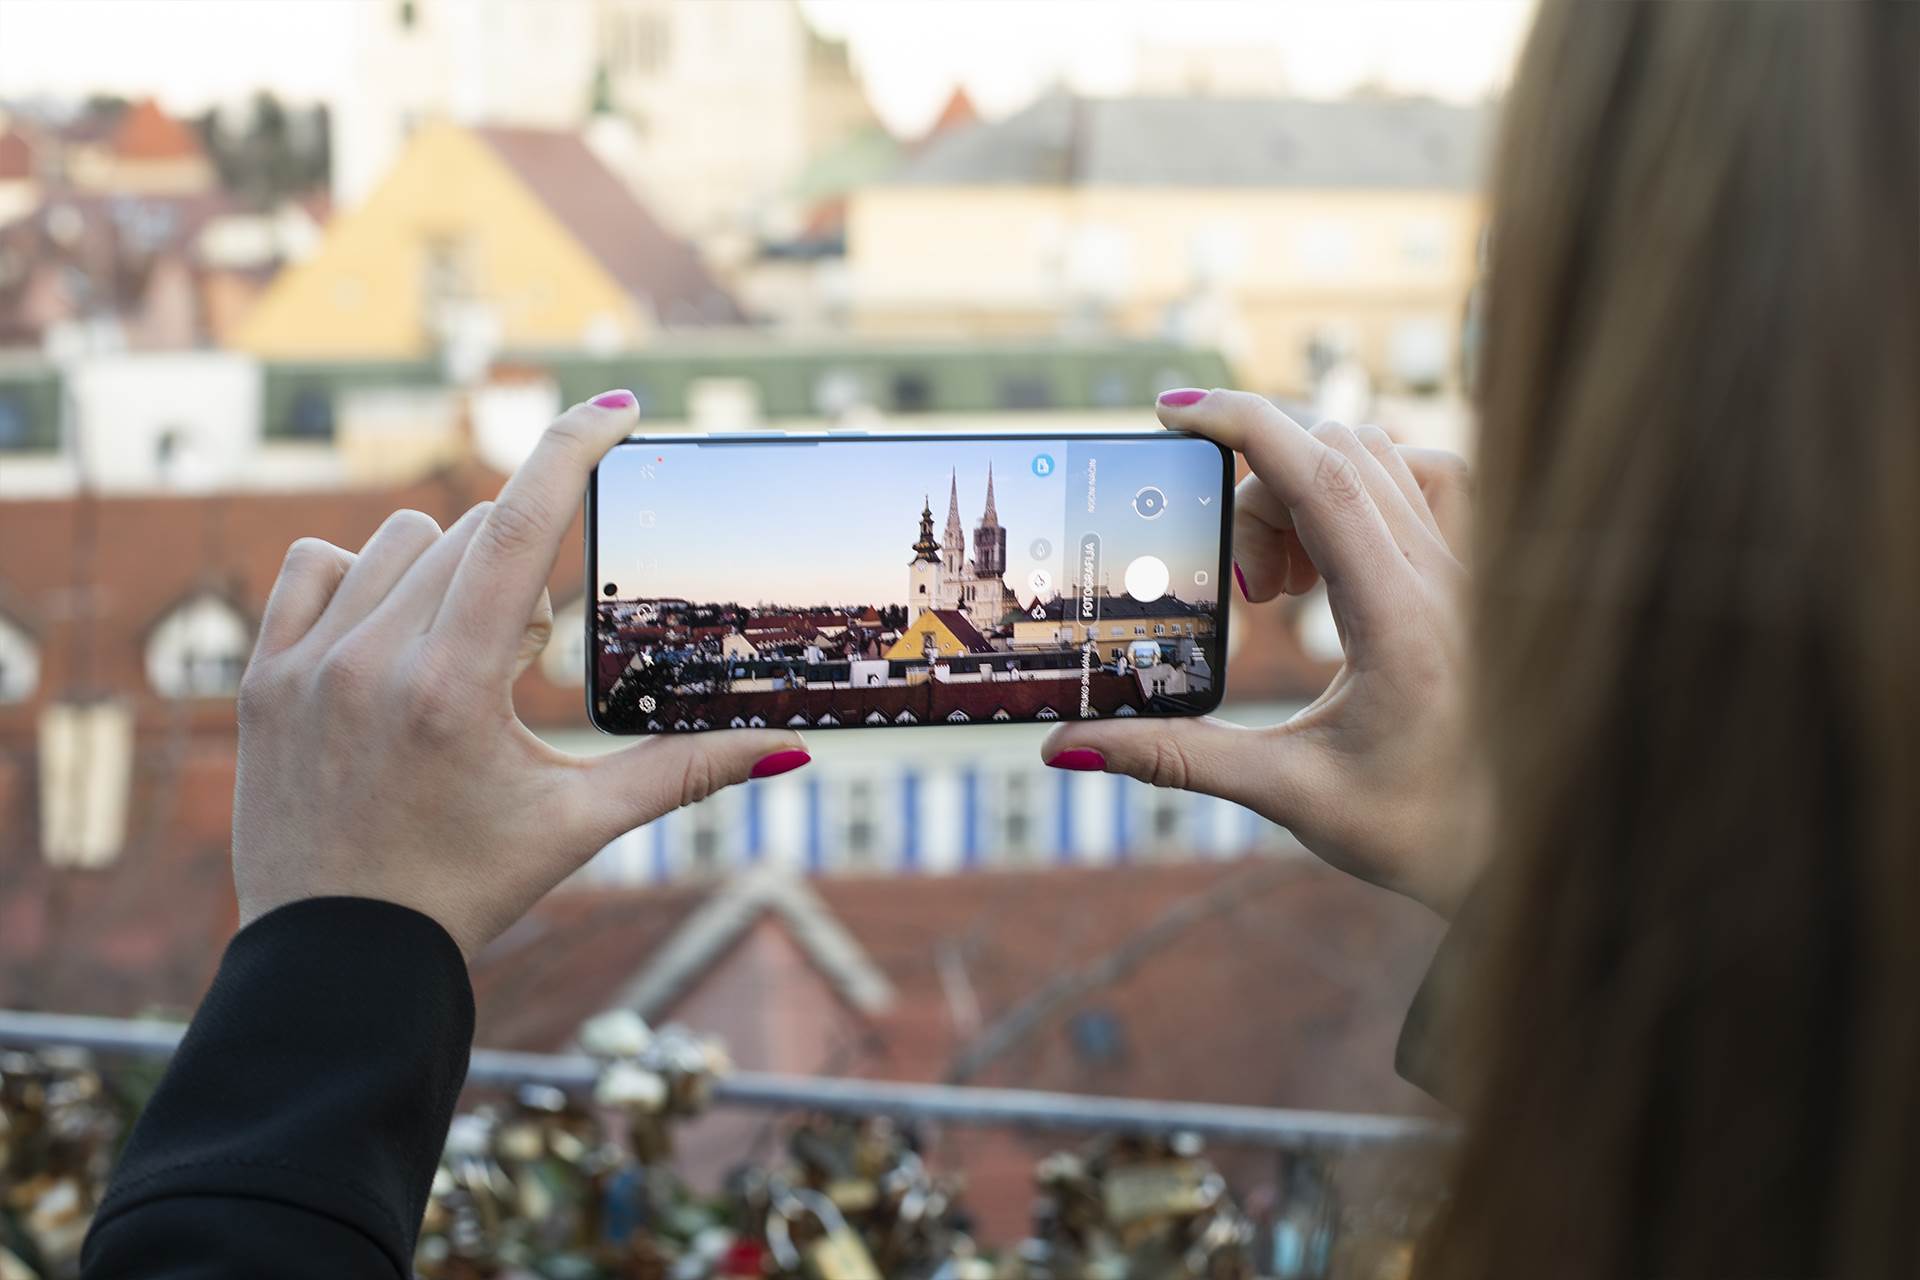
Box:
[0,2,1527,1274]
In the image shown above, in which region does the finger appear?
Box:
[1312,422,1446,564]
[1352,426,1442,541]
[1397,446,1473,559]
[568,730,809,851]
[1232,474,1319,602]
[362,502,492,638]
[1039,718,1328,829]
[1157,389,1412,638]
[306,509,443,648]
[514,588,554,679]
[255,538,356,657]
[436,390,639,678]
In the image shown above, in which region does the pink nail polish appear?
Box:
[1046,748,1106,772]
[1233,562,1248,600]
[593,389,636,409]
[749,748,811,779]
[1157,388,1208,407]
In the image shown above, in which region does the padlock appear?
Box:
[1101,1158,1217,1227]
[767,1186,881,1280]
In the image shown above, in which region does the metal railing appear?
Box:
[0,1008,1449,1151]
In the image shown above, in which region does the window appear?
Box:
[0,614,38,703]
[1090,368,1130,408]
[842,779,878,866]
[686,800,724,876]
[147,594,250,699]
[813,368,869,418]
[1389,317,1451,391]
[997,375,1052,410]
[1293,220,1356,279]
[1140,788,1186,854]
[283,386,335,440]
[997,772,1035,857]
[420,233,476,316]
[890,371,932,413]
[1401,217,1446,268]
[1154,624,1166,636]
[0,390,46,452]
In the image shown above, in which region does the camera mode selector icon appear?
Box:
[1132,486,1168,520]
[1029,537,1052,560]
[1031,454,1055,478]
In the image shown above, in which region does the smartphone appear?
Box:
[586,430,1233,734]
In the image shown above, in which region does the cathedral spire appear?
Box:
[980,462,999,527]
[942,468,966,574]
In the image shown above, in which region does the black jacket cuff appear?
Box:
[84,896,473,1278]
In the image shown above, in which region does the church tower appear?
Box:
[972,462,1007,577]
[937,469,967,612]
[908,494,943,619]
[942,470,967,578]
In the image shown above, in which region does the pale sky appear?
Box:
[0,0,1535,134]
[598,436,1225,608]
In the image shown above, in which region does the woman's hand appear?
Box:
[1040,389,1485,918]
[231,392,810,958]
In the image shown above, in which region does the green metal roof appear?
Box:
[519,338,1234,420]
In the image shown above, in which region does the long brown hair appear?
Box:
[1424,2,1920,1277]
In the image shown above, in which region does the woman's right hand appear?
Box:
[1039,389,1485,918]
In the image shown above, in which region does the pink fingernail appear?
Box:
[1233,561,1248,600]
[593,389,636,409]
[1046,748,1106,772]
[749,748,811,779]
[1157,388,1208,407]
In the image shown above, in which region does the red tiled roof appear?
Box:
[111,99,208,163]
[474,127,744,326]
[472,859,1446,1235]
[0,130,35,182]
[926,88,980,140]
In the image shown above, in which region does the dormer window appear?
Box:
[147,594,250,698]
[0,612,37,703]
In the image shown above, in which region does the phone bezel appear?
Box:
[584,428,1235,735]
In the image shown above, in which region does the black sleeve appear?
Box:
[81,896,473,1280]
[1394,884,1484,1108]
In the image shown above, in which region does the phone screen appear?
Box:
[588,432,1233,733]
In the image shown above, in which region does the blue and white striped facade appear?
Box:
[548,701,1307,884]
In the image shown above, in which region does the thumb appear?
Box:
[1040,717,1322,826]
[575,730,810,845]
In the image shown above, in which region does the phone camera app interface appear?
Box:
[593,437,1225,732]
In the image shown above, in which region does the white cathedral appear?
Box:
[908,466,1021,636]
